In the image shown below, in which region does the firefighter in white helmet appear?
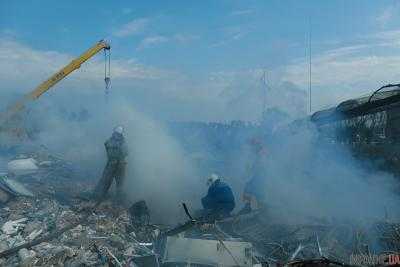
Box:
[94,126,128,201]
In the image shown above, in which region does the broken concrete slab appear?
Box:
[1,218,27,235]
[17,248,36,266]
[162,236,254,267]
[7,158,38,176]
[0,176,33,197]
[0,175,33,204]
[26,229,42,241]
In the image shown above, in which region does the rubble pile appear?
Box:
[0,151,163,266]
[223,211,400,265]
[7,153,93,202]
[376,221,400,252]
[0,183,399,266]
[0,196,160,266]
[0,152,399,266]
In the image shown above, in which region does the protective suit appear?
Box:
[94,126,128,201]
[241,137,268,213]
[201,175,235,219]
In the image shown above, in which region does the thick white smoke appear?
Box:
[22,96,203,224]
[253,121,400,224]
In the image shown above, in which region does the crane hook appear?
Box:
[104,48,111,98]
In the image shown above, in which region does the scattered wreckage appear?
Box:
[0,188,396,267]
[0,152,262,266]
[2,90,400,267]
[0,169,348,266]
[0,152,399,267]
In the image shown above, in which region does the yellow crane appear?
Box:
[1,40,111,137]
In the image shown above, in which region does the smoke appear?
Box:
[0,94,202,224]
[171,103,400,225]
[251,120,400,224]
[1,69,399,228]
[121,109,203,224]
[0,156,7,174]
[1,37,400,227]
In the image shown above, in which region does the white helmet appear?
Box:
[207,173,220,187]
[114,126,124,135]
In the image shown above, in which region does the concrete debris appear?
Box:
[0,149,162,265]
[129,200,150,226]
[0,195,162,266]
[0,192,390,267]
[375,221,400,252]
[7,158,38,176]
[0,175,34,203]
[0,176,34,197]
[2,218,28,235]
[217,210,400,266]
[26,229,42,241]
[163,236,254,267]
[129,254,159,267]
[0,186,13,204]
[0,151,397,267]
[18,248,36,266]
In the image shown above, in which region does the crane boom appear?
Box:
[5,40,110,117]
[29,40,110,100]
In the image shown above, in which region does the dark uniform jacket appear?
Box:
[105,132,128,162]
[201,180,235,215]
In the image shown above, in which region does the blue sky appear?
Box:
[2,0,392,72]
[2,1,400,121]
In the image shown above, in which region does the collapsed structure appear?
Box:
[0,86,399,266]
[1,37,400,266]
[0,158,399,267]
[311,84,400,141]
[311,84,400,176]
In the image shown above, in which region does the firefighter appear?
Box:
[241,137,268,214]
[201,174,235,220]
[94,126,128,201]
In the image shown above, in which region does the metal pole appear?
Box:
[309,17,312,114]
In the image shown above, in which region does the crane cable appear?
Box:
[104,48,111,98]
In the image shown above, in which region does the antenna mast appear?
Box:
[308,18,312,114]
[261,70,267,112]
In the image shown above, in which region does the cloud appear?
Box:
[0,38,71,94]
[137,35,169,50]
[137,34,199,50]
[210,26,248,47]
[285,53,400,88]
[0,38,172,98]
[0,37,306,122]
[376,5,396,28]
[224,26,247,39]
[230,9,253,16]
[113,18,149,37]
[173,33,200,43]
[7,28,400,122]
[281,32,400,109]
[0,38,235,121]
[370,29,400,48]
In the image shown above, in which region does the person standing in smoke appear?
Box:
[240,137,268,214]
[94,126,128,202]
